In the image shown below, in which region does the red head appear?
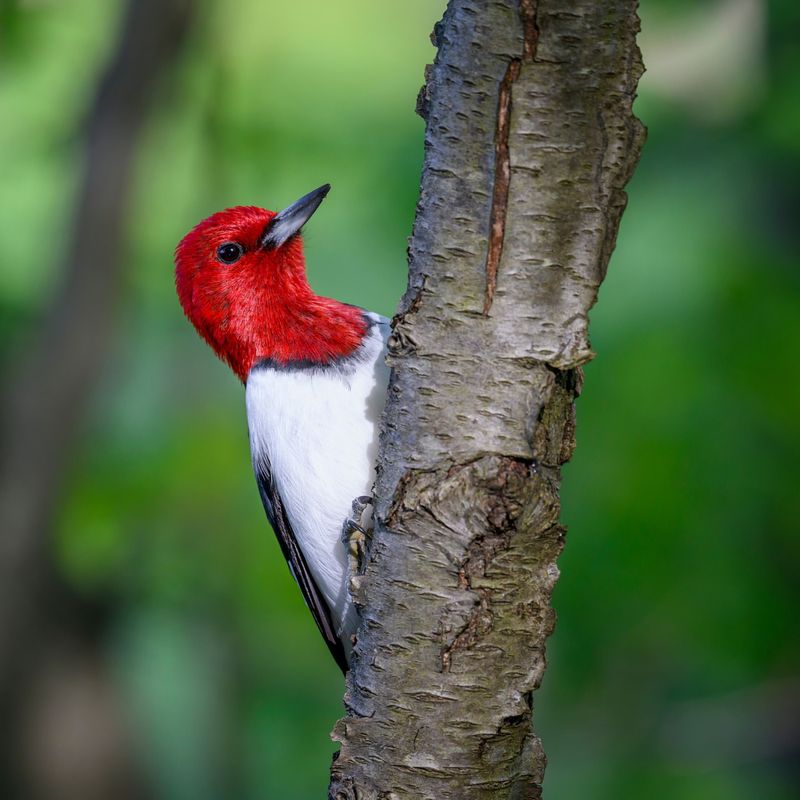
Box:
[175,185,366,382]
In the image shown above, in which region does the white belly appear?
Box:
[245,321,389,639]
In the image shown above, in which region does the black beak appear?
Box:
[260,184,331,250]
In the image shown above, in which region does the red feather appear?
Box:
[175,206,366,382]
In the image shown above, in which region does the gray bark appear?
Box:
[330,1,644,798]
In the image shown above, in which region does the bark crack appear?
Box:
[440,458,530,672]
[483,0,539,315]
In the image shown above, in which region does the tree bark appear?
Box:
[330,1,645,798]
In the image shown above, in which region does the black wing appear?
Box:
[253,460,348,673]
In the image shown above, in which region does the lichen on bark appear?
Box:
[330,1,645,798]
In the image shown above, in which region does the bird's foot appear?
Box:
[342,495,373,576]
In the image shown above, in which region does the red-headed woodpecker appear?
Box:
[174,185,389,671]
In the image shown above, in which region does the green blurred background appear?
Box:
[1,0,797,798]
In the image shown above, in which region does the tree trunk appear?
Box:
[330,1,645,798]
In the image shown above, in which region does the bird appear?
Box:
[174,184,389,671]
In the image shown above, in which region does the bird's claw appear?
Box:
[342,495,373,575]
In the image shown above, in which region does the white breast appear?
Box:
[245,314,389,643]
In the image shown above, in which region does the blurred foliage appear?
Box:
[1,0,798,798]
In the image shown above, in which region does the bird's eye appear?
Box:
[217,242,244,264]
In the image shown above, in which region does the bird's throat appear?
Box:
[221,296,367,382]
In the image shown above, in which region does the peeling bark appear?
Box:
[330,1,644,798]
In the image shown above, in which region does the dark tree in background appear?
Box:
[0,1,194,797]
[330,1,644,797]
